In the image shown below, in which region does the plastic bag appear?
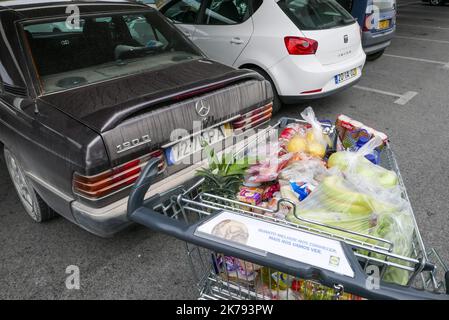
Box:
[279,157,329,203]
[280,107,332,158]
[215,255,259,284]
[286,137,415,285]
[300,107,332,157]
[245,143,293,184]
[328,136,400,193]
[279,157,328,183]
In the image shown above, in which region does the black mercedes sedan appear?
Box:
[0,0,273,236]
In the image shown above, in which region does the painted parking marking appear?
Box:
[397,15,449,22]
[384,54,449,69]
[397,1,422,7]
[353,85,418,106]
[397,24,449,31]
[395,35,449,45]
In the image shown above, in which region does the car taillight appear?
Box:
[284,37,318,55]
[363,14,373,32]
[73,150,166,199]
[232,103,273,131]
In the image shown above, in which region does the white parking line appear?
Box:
[397,15,449,22]
[353,85,418,105]
[395,35,449,44]
[384,54,449,68]
[397,24,449,31]
[397,1,422,7]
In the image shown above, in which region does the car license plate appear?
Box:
[378,20,390,30]
[166,125,232,165]
[334,68,357,85]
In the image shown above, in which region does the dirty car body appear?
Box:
[0,0,273,236]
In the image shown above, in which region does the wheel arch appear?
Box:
[238,63,281,95]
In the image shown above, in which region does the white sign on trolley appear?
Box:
[195,211,355,278]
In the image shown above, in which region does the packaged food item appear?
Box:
[336,114,388,151]
[350,135,381,164]
[289,181,313,201]
[362,125,389,148]
[342,127,365,150]
[243,181,262,188]
[277,157,329,206]
[262,182,281,201]
[237,186,263,206]
[245,152,293,184]
[279,157,328,183]
[301,107,330,158]
[267,197,292,219]
[260,268,289,291]
[291,279,362,300]
[215,255,259,284]
[336,114,361,143]
[288,137,414,286]
[279,123,308,148]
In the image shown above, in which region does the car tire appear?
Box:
[246,67,282,114]
[367,49,385,61]
[4,148,57,223]
[429,0,443,5]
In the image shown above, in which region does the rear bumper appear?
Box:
[71,156,207,237]
[363,26,395,55]
[269,48,366,98]
[280,76,361,104]
[71,130,268,237]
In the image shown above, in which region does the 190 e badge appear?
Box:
[116,134,151,154]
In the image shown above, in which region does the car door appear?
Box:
[193,0,254,66]
[162,0,202,38]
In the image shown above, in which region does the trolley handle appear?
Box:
[127,160,449,301]
[128,159,193,241]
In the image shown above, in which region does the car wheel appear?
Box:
[429,0,443,5]
[246,67,282,114]
[367,49,385,61]
[4,148,57,223]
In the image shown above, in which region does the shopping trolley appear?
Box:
[127,118,449,300]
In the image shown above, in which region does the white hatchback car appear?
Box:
[161,0,366,112]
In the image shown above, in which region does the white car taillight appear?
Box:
[284,37,318,55]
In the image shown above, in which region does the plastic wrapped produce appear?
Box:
[286,137,415,285]
[245,151,293,184]
[279,157,328,203]
[300,107,332,158]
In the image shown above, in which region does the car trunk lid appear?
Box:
[41,59,273,167]
[301,22,361,66]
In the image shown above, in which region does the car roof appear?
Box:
[0,0,146,12]
[0,0,135,8]
[0,0,149,19]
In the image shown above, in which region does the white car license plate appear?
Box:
[335,68,358,85]
[166,126,231,165]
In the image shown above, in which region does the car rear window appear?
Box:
[335,0,353,12]
[278,0,356,31]
[372,0,395,10]
[22,10,203,94]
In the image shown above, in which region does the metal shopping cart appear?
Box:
[127,118,449,300]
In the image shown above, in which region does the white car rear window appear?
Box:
[278,0,356,30]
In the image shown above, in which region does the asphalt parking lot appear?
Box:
[1,0,448,299]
